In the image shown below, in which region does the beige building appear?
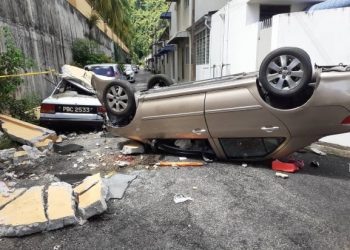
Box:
[155,0,229,82]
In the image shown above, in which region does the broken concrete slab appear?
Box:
[47,182,77,231]
[73,174,99,195]
[0,186,48,237]
[121,142,145,155]
[0,114,57,146]
[104,174,137,200]
[0,188,27,210]
[34,138,54,150]
[74,174,107,220]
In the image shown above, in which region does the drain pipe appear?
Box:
[204,15,211,30]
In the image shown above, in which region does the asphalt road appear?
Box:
[132,69,152,92]
[1,72,350,249]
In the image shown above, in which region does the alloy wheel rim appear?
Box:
[106,85,128,113]
[266,55,304,91]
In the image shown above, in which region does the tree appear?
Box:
[129,0,168,61]
[72,39,112,67]
[87,0,133,45]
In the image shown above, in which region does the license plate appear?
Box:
[58,106,96,113]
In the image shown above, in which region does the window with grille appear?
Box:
[195,28,210,65]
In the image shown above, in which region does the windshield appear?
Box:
[90,66,115,77]
[125,65,132,71]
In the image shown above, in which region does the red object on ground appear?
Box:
[272,159,304,173]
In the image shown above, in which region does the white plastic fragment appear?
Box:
[275,172,289,179]
[173,194,193,204]
[310,147,327,156]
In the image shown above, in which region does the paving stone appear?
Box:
[0,186,47,237]
[0,188,27,210]
[75,174,107,220]
[104,174,137,200]
[47,182,77,231]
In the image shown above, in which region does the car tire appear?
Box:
[259,47,312,97]
[103,80,136,117]
[147,74,174,90]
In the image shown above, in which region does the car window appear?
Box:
[90,66,115,77]
[220,138,285,159]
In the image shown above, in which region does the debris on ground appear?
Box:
[174,139,192,150]
[202,155,214,163]
[272,159,304,173]
[104,173,137,200]
[157,161,204,167]
[53,143,84,155]
[121,141,145,155]
[275,172,289,179]
[309,147,327,156]
[173,194,193,204]
[0,148,16,162]
[310,160,320,168]
[242,163,248,168]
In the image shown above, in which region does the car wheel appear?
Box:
[259,47,312,97]
[103,81,136,116]
[147,74,174,90]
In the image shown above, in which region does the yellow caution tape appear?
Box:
[0,69,56,79]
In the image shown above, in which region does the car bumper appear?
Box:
[40,113,104,129]
[40,118,104,128]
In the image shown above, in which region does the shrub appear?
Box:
[0,26,37,123]
[72,38,112,67]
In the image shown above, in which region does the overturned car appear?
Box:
[91,47,350,161]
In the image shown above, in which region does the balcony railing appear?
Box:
[259,18,272,30]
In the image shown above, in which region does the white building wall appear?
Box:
[195,0,230,21]
[207,0,344,79]
[270,7,350,66]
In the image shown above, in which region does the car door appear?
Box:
[136,92,209,140]
[205,87,290,159]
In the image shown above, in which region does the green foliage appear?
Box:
[0,26,37,123]
[0,27,32,99]
[130,0,168,61]
[87,0,132,45]
[72,38,112,67]
[0,134,19,150]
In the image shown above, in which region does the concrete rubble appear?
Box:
[46,182,77,231]
[74,174,108,220]
[0,186,48,237]
[121,142,145,155]
[0,172,137,237]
